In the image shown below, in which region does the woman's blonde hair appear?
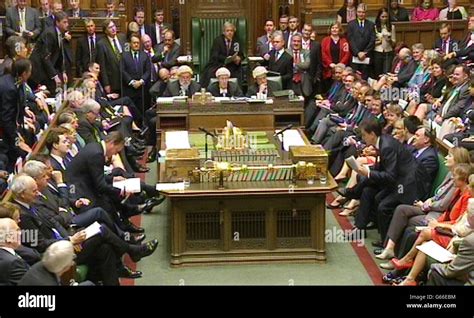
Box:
[450,147,471,165]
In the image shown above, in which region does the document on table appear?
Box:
[352,56,370,65]
[156,182,185,191]
[276,129,306,151]
[166,131,191,149]
[156,97,176,104]
[416,240,454,263]
[84,221,102,240]
[113,178,141,193]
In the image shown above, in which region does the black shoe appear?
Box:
[142,196,166,214]
[373,248,384,255]
[122,220,145,233]
[117,265,142,279]
[371,240,384,248]
[130,239,159,262]
[128,233,146,244]
[147,148,157,163]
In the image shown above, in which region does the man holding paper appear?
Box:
[347,3,375,79]
[343,119,419,239]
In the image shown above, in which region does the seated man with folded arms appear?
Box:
[163,65,201,97]
[207,67,243,98]
[246,66,280,98]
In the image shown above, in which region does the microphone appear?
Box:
[199,127,216,138]
[273,124,293,137]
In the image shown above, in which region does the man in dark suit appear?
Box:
[201,22,245,89]
[133,7,151,39]
[96,19,126,95]
[75,19,99,77]
[75,99,104,145]
[376,125,439,243]
[12,175,123,285]
[278,15,289,42]
[149,8,173,47]
[286,16,299,49]
[411,126,439,199]
[0,218,29,285]
[256,20,275,56]
[66,0,86,18]
[29,11,69,93]
[347,3,375,79]
[0,59,30,172]
[102,0,118,18]
[435,65,471,123]
[246,66,280,97]
[262,31,293,89]
[121,34,151,122]
[5,0,41,41]
[151,30,180,71]
[163,66,201,97]
[207,67,243,97]
[65,131,123,211]
[343,119,420,239]
[444,16,474,64]
[38,0,54,31]
[390,48,417,88]
[434,23,459,57]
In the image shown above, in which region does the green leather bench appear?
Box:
[431,153,449,197]
[191,17,247,79]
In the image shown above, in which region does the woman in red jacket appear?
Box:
[321,22,352,93]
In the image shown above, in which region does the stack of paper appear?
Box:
[112,178,142,193]
[166,131,191,149]
[156,97,176,104]
[248,56,264,62]
[345,156,360,171]
[84,222,102,240]
[276,129,305,151]
[416,240,454,263]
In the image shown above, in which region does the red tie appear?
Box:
[293,50,301,83]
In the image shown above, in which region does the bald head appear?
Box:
[141,34,153,50]
[0,218,21,249]
[398,48,411,60]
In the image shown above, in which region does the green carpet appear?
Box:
[135,162,375,285]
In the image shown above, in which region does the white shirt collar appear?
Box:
[50,153,66,169]
[14,199,30,210]
[375,137,381,150]
[415,146,429,156]
[0,247,16,256]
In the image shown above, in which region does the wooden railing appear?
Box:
[312,20,468,49]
